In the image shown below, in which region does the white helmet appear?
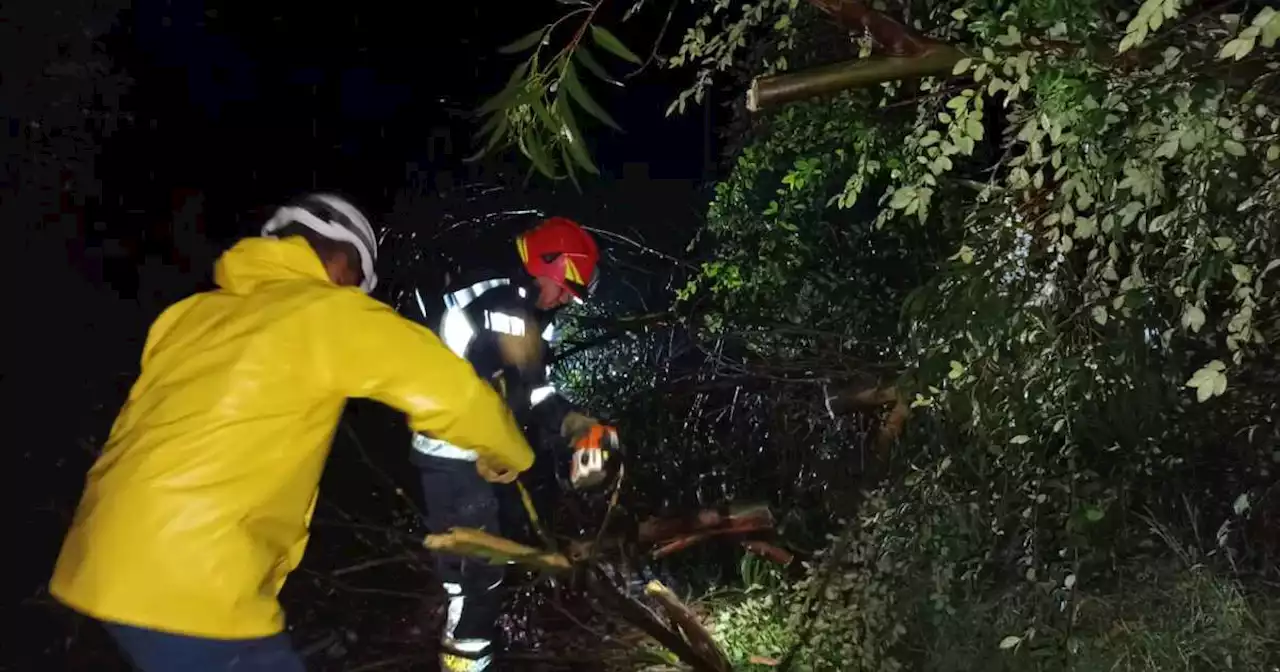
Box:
[261,193,379,293]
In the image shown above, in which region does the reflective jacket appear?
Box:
[49,236,534,639]
[402,265,584,465]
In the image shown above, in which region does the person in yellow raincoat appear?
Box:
[48,193,535,672]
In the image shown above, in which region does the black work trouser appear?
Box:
[417,457,505,649]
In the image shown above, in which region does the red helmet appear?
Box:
[517,217,600,300]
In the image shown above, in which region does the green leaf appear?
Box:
[966,117,985,141]
[1091,305,1108,325]
[1010,435,1031,445]
[499,29,546,54]
[477,62,530,114]
[529,97,560,136]
[471,109,504,143]
[1186,361,1229,402]
[1182,304,1206,333]
[1263,12,1280,47]
[555,96,600,175]
[521,131,557,179]
[465,114,509,162]
[952,58,972,75]
[590,25,642,64]
[889,186,916,210]
[1233,493,1251,515]
[1223,139,1248,156]
[561,62,622,130]
[999,635,1022,650]
[559,141,582,191]
[574,47,621,86]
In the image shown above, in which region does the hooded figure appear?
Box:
[50,193,535,672]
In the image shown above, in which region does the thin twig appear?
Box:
[627,0,681,79]
[331,554,415,577]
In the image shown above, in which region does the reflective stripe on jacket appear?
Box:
[50,236,534,639]
[411,275,571,462]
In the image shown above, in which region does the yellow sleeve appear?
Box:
[322,292,535,472]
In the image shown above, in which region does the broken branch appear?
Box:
[423,528,572,571]
[747,47,963,111]
[645,580,733,672]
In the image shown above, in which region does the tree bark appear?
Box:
[645,580,733,672]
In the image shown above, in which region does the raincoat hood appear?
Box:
[214,236,332,295]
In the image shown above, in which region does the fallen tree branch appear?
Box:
[423,528,572,571]
[645,580,733,672]
[651,522,775,559]
[585,565,727,672]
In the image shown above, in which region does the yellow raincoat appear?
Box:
[50,236,534,639]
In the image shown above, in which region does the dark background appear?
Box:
[2,0,718,667]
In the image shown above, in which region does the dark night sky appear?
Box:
[3,1,714,665]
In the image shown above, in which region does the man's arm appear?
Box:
[479,299,616,490]
[322,292,535,473]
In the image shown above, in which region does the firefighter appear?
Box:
[402,216,620,671]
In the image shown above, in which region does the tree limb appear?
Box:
[585,565,728,672]
[748,47,963,111]
[423,528,572,571]
[645,580,733,672]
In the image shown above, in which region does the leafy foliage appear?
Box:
[536,0,1280,668]
[470,2,646,186]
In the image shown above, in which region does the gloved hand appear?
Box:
[476,457,518,484]
[569,424,618,490]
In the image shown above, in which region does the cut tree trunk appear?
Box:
[747,0,965,111]
[748,46,963,111]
